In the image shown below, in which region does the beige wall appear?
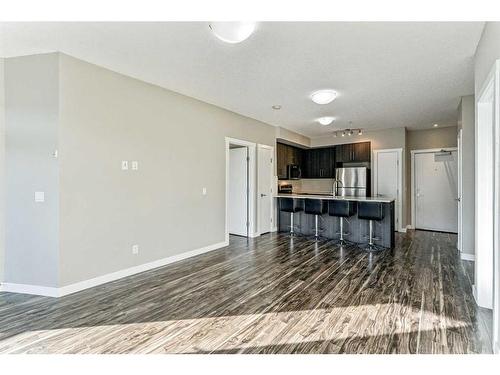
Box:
[58,54,276,286]
[405,126,458,226]
[276,127,310,148]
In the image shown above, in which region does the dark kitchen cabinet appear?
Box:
[335,142,371,163]
[277,142,304,179]
[302,147,335,178]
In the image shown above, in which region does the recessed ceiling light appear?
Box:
[433,123,439,127]
[209,22,256,44]
[272,105,281,110]
[317,116,335,126]
[311,90,338,105]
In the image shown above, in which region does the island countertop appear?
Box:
[275,193,395,203]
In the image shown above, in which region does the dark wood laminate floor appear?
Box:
[0,230,492,354]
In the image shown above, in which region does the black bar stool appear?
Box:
[328,200,356,244]
[304,199,327,240]
[357,201,385,251]
[280,198,303,235]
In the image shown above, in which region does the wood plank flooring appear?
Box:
[0,230,492,354]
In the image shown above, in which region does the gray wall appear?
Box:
[0,58,5,282]
[458,96,475,255]
[58,54,276,286]
[405,126,458,226]
[4,53,60,287]
[474,22,500,96]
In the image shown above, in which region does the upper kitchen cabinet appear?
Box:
[335,142,371,164]
[277,142,304,180]
[302,147,335,178]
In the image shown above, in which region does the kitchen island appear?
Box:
[276,194,395,248]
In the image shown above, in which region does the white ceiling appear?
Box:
[0,22,484,137]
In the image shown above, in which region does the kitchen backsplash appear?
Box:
[278,179,334,194]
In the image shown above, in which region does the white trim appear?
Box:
[225,137,257,241]
[257,143,275,236]
[0,283,59,297]
[410,147,458,230]
[406,225,414,230]
[372,148,404,232]
[460,253,475,262]
[0,240,228,298]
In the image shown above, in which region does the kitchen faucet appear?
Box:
[332,179,343,196]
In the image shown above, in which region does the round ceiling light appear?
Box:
[311,89,338,105]
[317,116,335,126]
[209,22,256,44]
[272,105,282,110]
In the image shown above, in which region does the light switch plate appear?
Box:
[34,191,45,203]
[202,187,207,195]
[131,161,139,170]
[132,245,139,255]
[121,161,129,170]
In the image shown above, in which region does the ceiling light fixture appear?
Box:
[342,131,346,137]
[311,89,338,105]
[358,129,363,136]
[433,123,439,127]
[208,22,256,44]
[272,105,281,110]
[317,116,335,126]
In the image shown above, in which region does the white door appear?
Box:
[258,146,273,234]
[228,147,248,236]
[414,150,458,233]
[374,149,401,231]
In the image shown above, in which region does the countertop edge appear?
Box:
[275,194,395,203]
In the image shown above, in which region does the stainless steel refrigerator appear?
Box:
[335,167,368,197]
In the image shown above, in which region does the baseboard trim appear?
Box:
[271,226,278,233]
[0,240,229,298]
[406,225,414,230]
[460,252,475,261]
[0,283,59,297]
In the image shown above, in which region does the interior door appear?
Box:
[258,146,273,234]
[414,150,458,233]
[374,150,400,230]
[228,147,248,236]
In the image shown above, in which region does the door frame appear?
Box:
[225,137,257,243]
[372,148,404,232]
[457,128,463,253]
[476,60,500,353]
[257,144,275,236]
[410,147,458,231]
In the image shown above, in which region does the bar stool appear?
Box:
[280,198,303,236]
[328,200,356,245]
[357,201,385,251]
[304,199,327,240]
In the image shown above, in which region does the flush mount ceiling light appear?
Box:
[272,105,282,110]
[208,22,256,44]
[433,123,439,127]
[317,116,335,126]
[311,90,338,105]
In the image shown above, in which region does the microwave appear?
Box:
[287,164,302,180]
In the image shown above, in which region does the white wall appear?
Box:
[57,54,276,286]
[4,53,60,287]
[458,96,475,256]
[0,58,5,282]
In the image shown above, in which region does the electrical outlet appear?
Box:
[131,161,139,170]
[121,161,129,170]
[132,245,139,255]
